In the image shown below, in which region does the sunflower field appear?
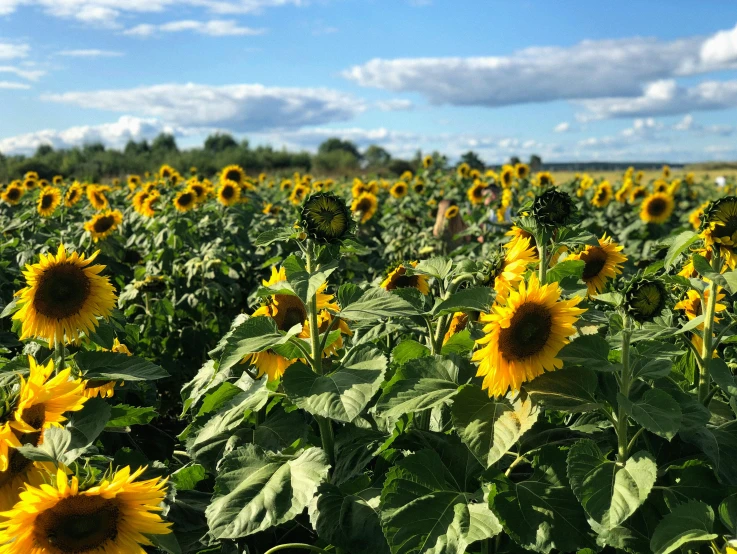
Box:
[2,160,737,554]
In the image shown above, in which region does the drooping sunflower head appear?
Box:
[640,192,675,224]
[515,163,530,180]
[64,183,83,207]
[220,164,246,187]
[13,244,117,346]
[173,190,196,212]
[472,274,585,397]
[37,187,62,217]
[0,466,171,554]
[592,180,613,208]
[535,171,554,188]
[380,261,430,295]
[624,277,668,323]
[84,210,123,242]
[351,192,378,224]
[1,184,24,205]
[530,188,576,228]
[218,180,241,207]
[301,193,353,243]
[568,235,628,295]
[390,181,408,199]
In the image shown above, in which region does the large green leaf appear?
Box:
[339,288,420,322]
[567,439,656,530]
[253,406,310,452]
[432,287,494,316]
[283,346,387,422]
[557,334,618,372]
[631,341,683,379]
[380,449,501,554]
[545,259,585,284]
[392,339,431,366]
[106,404,157,427]
[376,356,462,419]
[451,384,538,468]
[310,483,390,554]
[75,351,169,381]
[617,388,682,440]
[218,316,302,373]
[710,358,737,397]
[206,445,329,540]
[664,230,700,270]
[650,501,717,554]
[414,257,452,280]
[682,420,737,485]
[524,367,603,413]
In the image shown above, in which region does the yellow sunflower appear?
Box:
[615,179,632,203]
[84,210,123,242]
[0,455,52,513]
[24,171,38,181]
[301,310,352,357]
[38,179,50,189]
[674,288,726,355]
[220,164,247,188]
[13,245,117,346]
[23,178,37,191]
[380,261,430,295]
[290,184,310,205]
[640,192,674,224]
[662,164,671,179]
[443,312,469,344]
[64,182,83,207]
[1,184,24,206]
[689,202,709,230]
[423,155,434,169]
[0,466,171,553]
[467,181,486,205]
[568,235,627,295]
[457,163,470,178]
[494,236,537,299]
[473,275,585,397]
[217,181,241,207]
[535,171,554,188]
[515,163,530,180]
[188,182,208,203]
[500,165,514,188]
[413,179,425,194]
[141,192,160,217]
[173,189,196,212]
[445,205,459,219]
[504,226,538,260]
[37,187,61,217]
[351,178,379,197]
[86,186,109,211]
[351,192,378,224]
[389,181,407,199]
[262,203,281,216]
[52,176,63,186]
[591,180,613,208]
[629,185,648,203]
[159,164,177,180]
[127,175,142,189]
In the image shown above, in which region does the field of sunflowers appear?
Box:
[2,158,737,554]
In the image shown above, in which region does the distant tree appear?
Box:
[35,144,54,157]
[318,138,361,159]
[529,154,542,172]
[430,151,449,169]
[83,142,106,155]
[204,133,238,152]
[364,145,392,168]
[388,159,414,176]
[509,156,521,166]
[152,133,178,153]
[461,151,485,170]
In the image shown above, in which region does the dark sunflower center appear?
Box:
[35,495,119,552]
[498,302,552,360]
[647,198,667,216]
[41,194,54,209]
[178,193,194,207]
[222,186,235,199]
[540,175,550,185]
[595,189,607,202]
[414,184,424,192]
[395,186,406,195]
[386,267,419,290]
[581,247,608,279]
[21,403,46,430]
[8,189,20,200]
[357,198,372,212]
[33,263,92,320]
[473,187,483,199]
[272,295,307,331]
[713,216,737,242]
[94,193,104,204]
[192,185,204,197]
[225,170,241,183]
[0,446,35,488]
[92,216,115,233]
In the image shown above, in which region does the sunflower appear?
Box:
[500,165,514,188]
[615,179,632,203]
[132,190,150,215]
[443,312,469,344]
[280,179,293,191]
[470,169,481,180]
[351,178,379,197]
[220,164,247,188]
[624,277,667,322]
[653,179,669,194]
[173,190,196,212]
[84,210,123,242]
[701,197,737,268]
[662,164,671,179]
[390,181,408,199]
[457,163,470,178]
[535,171,554,188]
[1,184,23,206]
[217,180,241,207]
[87,186,109,211]
[37,187,61,217]
[504,226,537,259]
[675,288,726,355]
[24,171,38,181]
[290,184,311,205]
[689,202,709,230]
[423,155,434,169]
[640,192,674,224]
[592,180,613,208]
[64,182,83,207]
[413,179,425,194]
[301,193,352,243]
[141,193,160,217]
[0,466,171,553]
[380,261,430,295]
[351,192,378,224]
[52,175,63,186]
[188,182,207,203]
[127,175,142,189]
[262,203,281,216]
[38,179,50,189]
[531,189,575,227]
[13,244,117,346]
[23,178,37,191]
[494,236,537,299]
[629,185,648,203]
[473,275,585,397]
[159,164,177,180]
[302,310,352,357]
[568,235,627,295]
[445,205,459,219]
[515,163,530,180]
[0,455,51,512]
[467,181,486,205]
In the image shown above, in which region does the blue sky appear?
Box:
[2,0,737,162]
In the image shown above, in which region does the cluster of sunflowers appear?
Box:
[2,160,737,554]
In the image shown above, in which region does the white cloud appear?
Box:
[0,42,29,60]
[125,19,265,37]
[0,80,30,89]
[620,117,663,137]
[57,49,123,57]
[0,65,45,81]
[674,114,694,131]
[375,99,414,111]
[673,114,733,136]
[0,115,185,154]
[553,122,570,133]
[43,83,366,131]
[701,23,737,65]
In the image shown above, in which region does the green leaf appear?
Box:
[440,329,475,355]
[432,287,494,316]
[254,227,297,246]
[631,341,683,379]
[414,257,452,280]
[218,316,302,373]
[339,288,419,321]
[711,358,737,397]
[253,406,310,451]
[283,346,387,422]
[338,283,363,308]
[558,334,618,372]
[380,449,502,554]
[650,501,717,554]
[67,397,111,454]
[682,420,737,485]
[106,404,157,427]
[567,439,657,530]
[617,388,682,440]
[206,445,329,540]
[18,427,71,463]
[170,464,207,491]
[546,259,585,284]
[664,231,700,270]
[451,384,538,468]
[524,367,603,413]
[719,494,737,535]
[392,339,430,366]
[75,351,169,381]
[149,533,182,554]
[376,356,461,419]
[310,484,390,554]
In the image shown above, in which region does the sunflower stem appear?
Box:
[537,242,548,284]
[616,314,633,463]
[55,340,65,374]
[698,277,718,404]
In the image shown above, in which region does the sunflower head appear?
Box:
[217,180,241,207]
[37,188,61,217]
[84,211,123,242]
[351,192,378,224]
[535,171,554,188]
[515,163,530,179]
[423,155,434,169]
[174,190,196,212]
[1,185,24,205]
[530,188,576,228]
[390,181,408,199]
[445,205,460,219]
[301,193,353,243]
[220,164,246,187]
[624,277,668,323]
[640,192,675,224]
[380,261,430,295]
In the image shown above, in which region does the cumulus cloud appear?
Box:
[0,115,184,154]
[43,83,366,131]
[57,49,123,57]
[124,19,265,37]
[700,23,737,65]
[0,42,29,60]
[553,122,570,133]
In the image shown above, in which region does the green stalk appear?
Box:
[616,314,633,463]
[433,272,475,353]
[55,340,65,374]
[537,242,548,284]
[698,278,718,404]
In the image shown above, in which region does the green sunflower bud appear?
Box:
[530,189,576,228]
[624,277,668,323]
[301,192,353,243]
